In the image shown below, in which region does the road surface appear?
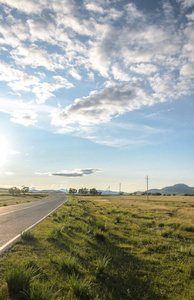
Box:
[0,194,68,254]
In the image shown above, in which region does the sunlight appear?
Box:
[0,136,10,167]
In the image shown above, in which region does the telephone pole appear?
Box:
[146,175,149,201]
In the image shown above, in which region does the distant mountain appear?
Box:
[30,184,194,196]
[148,184,194,195]
[30,188,126,195]
[30,188,69,193]
[98,190,123,195]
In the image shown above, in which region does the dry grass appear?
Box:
[0,191,50,207]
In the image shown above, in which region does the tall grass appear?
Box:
[21,230,35,241]
[95,255,110,277]
[68,273,92,300]
[56,255,79,274]
[6,264,35,299]
[29,285,53,300]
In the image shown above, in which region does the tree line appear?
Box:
[69,188,102,196]
[9,186,29,196]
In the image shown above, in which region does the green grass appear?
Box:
[21,230,35,241]
[0,194,193,299]
[5,263,36,299]
[0,191,50,207]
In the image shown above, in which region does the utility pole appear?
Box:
[106,186,110,195]
[146,175,149,201]
[119,183,121,194]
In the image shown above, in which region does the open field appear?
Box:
[0,190,50,207]
[0,194,193,299]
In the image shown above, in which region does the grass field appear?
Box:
[0,194,193,299]
[0,190,50,207]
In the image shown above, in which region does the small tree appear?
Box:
[21,186,29,195]
[9,187,21,196]
[69,188,77,194]
[78,188,89,195]
[89,188,98,196]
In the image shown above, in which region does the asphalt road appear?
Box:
[0,194,68,254]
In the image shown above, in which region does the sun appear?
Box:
[0,136,10,167]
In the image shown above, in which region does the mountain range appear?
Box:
[147,184,194,195]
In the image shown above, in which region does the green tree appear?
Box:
[89,188,98,195]
[9,187,21,196]
[78,188,88,195]
[69,188,77,194]
[21,186,29,195]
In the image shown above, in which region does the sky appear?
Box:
[0,0,194,193]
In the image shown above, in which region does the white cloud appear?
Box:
[1,0,47,14]
[111,64,131,81]
[177,0,194,9]
[68,69,82,81]
[35,168,102,177]
[11,45,63,71]
[0,0,194,146]
[85,2,104,13]
[180,63,194,76]
[130,64,158,75]
[126,3,146,22]
[32,78,74,103]
[11,110,38,126]
[51,84,150,128]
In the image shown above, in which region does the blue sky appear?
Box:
[0,0,194,192]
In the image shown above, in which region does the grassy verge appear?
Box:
[0,195,193,299]
[0,192,50,207]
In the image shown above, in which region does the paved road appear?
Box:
[0,194,68,254]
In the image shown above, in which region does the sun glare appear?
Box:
[0,136,10,167]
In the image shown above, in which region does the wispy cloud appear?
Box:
[0,0,193,146]
[35,168,102,177]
